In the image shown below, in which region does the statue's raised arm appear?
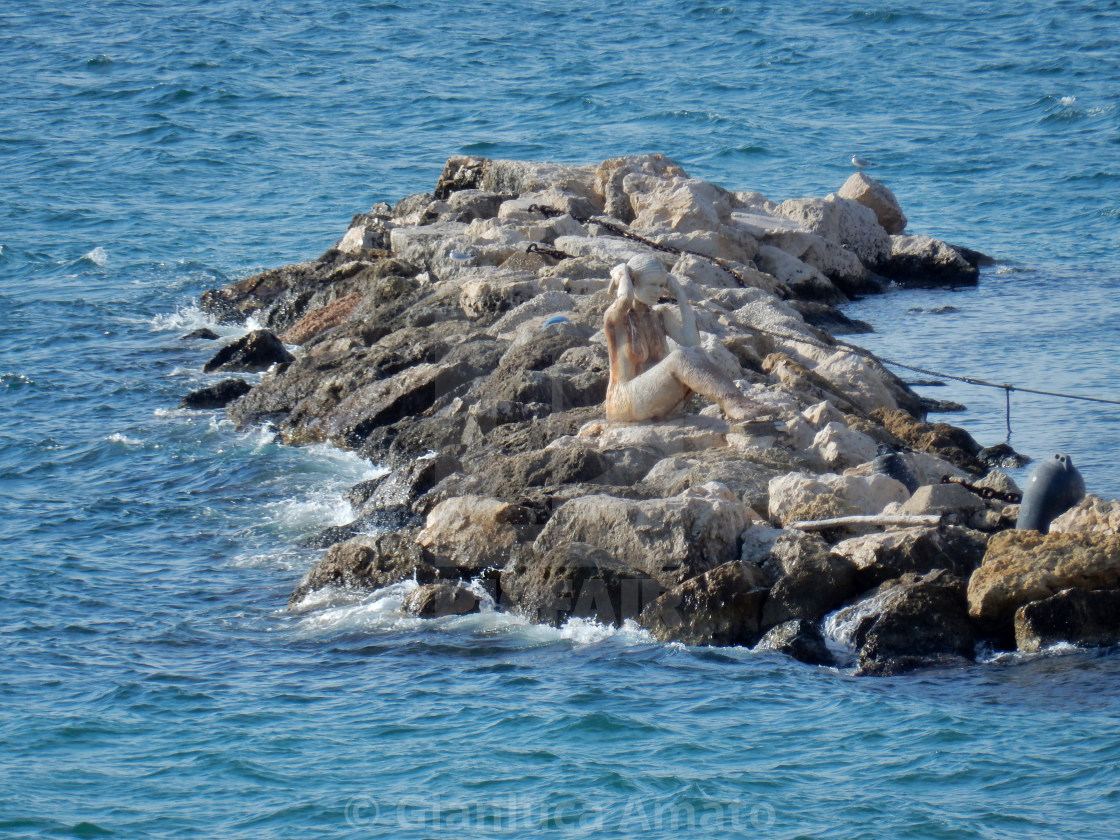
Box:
[604,254,763,424]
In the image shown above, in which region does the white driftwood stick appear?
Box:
[788,513,943,531]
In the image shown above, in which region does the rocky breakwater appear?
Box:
[187,154,1117,675]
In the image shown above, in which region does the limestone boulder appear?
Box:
[768,471,910,526]
[1049,495,1120,537]
[203,329,294,373]
[811,421,880,469]
[416,495,536,575]
[280,292,364,345]
[830,525,989,589]
[639,561,769,646]
[966,529,1120,637]
[755,619,835,666]
[624,174,733,235]
[837,172,908,234]
[754,245,843,304]
[775,195,891,266]
[899,483,988,520]
[350,451,462,530]
[500,542,659,627]
[1014,588,1120,652]
[592,154,689,223]
[575,415,730,458]
[402,582,482,618]
[534,482,751,587]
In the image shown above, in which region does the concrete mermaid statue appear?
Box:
[603,254,763,423]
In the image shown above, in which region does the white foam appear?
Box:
[1059,95,1077,107]
[82,246,109,266]
[106,432,142,445]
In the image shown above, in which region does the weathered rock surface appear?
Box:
[500,542,659,627]
[203,329,294,373]
[1014,588,1120,652]
[755,619,835,666]
[829,570,975,675]
[837,172,908,235]
[1050,495,1120,536]
[967,529,1120,638]
[180,378,251,409]
[830,525,989,589]
[402,582,481,618]
[534,483,750,587]
[757,530,859,628]
[289,529,440,606]
[416,495,535,575]
[640,561,769,646]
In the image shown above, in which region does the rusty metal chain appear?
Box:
[525,242,573,261]
[940,475,1022,504]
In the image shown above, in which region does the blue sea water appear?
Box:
[3,1,1120,837]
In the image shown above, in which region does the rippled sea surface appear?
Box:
[3,1,1120,837]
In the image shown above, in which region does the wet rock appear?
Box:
[759,531,858,628]
[203,329,295,373]
[755,619,835,666]
[499,542,659,627]
[1014,588,1120,652]
[534,482,751,587]
[830,525,989,589]
[966,529,1120,640]
[402,582,481,618]
[351,452,462,530]
[288,529,440,606]
[639,561,769,646]
[830,570,974,675]
[180,378,251,409]
[881,235,980,287]
[181,327,219,340]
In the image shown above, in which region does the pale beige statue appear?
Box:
[604,254,762,423]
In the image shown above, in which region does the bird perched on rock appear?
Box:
[851,154,876,172]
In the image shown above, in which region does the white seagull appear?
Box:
[851,154,876,172]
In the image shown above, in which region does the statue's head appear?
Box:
[627,254,670,305]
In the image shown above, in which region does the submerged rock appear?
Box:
[755,619,835,666]
[180,378,251,409]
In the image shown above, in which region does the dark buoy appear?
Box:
[1016,453,1086,533]
[871,444,919,493]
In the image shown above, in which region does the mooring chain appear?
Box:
[940,475,1022,504]
[526,242,573,261]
